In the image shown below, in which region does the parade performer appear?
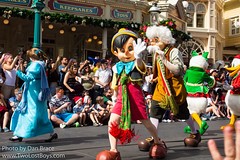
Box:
[183,51,215,135]
[96,28,167,160]
[9,48,57,142]
[221,54,240,130]
[138,25,201,150]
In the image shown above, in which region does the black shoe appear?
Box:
[45,133,58,142]
[9,137,23,142]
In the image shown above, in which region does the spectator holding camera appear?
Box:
[46,56,61,95]
[58,57,74,87]
[1,53,19,100]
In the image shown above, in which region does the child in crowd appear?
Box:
[0,93,10,132]
[9,88,22,113]
[103,88,114,112]
[84,96,102,127]
[95,96,110,124]
[83,90,90,104]
[201,89,226,121]
[73,96,87,127]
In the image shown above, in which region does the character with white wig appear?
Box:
[221,54,240,130]
[138,25,202,150]
[183,51,215,135]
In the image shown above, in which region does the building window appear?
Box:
[230,17,240,35]
[178,39,204,66]
[186,3,195,27]
[196,4,206,28]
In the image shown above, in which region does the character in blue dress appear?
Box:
[9,48,57,142]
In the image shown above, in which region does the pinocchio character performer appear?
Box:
[183,51,215,135]
[221,54,240,130]
[96,29,167,160]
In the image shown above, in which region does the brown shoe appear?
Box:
[138,137,154,151]
[96,150,121,160]
[184,130,201,147]
[149,141,168,159]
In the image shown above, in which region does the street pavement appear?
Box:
[0,119,230,160]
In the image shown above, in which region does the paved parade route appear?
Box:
[1,119,229,160]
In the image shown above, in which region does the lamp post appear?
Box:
[31,0,45,49]
[148,3,161,25]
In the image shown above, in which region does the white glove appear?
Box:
[133,38,146,59]
[156,49,166,61]
[147,46,165,61]
[148,45,180,75]
[147,46,160,55]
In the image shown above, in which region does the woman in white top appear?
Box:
[142,66,153,96]
[1,53,19,99]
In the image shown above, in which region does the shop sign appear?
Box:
[48,0,103,16]
[112,9,132,20]
[0,0,31,6]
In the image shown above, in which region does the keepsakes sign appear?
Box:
[48,0,103,16]
[0,0,31,6]
[111,9,133,20]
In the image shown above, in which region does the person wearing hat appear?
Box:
[93,59,101,73]
[96,28,164,160]
[9,48,57,142]
[209,69,219,80]
[73,96,87,127]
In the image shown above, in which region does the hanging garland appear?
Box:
[0,7,141,31]
[0,7,191,42]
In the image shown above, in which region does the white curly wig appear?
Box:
[146,25,176,45]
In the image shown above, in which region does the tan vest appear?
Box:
[152,47,187,106]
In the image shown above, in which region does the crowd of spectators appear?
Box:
[0,52,234,132]
[0,53,116,131]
